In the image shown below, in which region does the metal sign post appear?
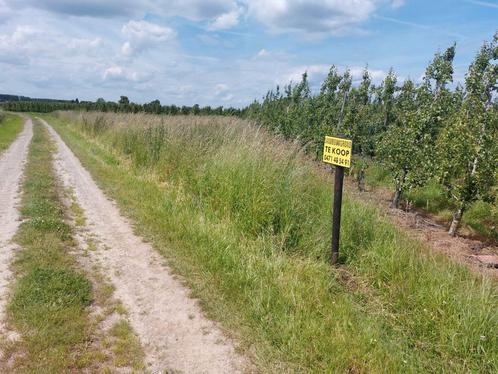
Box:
[322,136,352,265]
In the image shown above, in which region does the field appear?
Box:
[31,111,496,372]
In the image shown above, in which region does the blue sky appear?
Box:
[0,0,496,107]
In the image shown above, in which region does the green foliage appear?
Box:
[425,43,456,96]
[436,32,498,234]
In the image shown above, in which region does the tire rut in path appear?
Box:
[42,120,249,374]
[0,119,33,334]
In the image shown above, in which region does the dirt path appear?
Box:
[41,120,249,373]
[0,119,32,333]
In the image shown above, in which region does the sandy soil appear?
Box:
[42,119,249,373]
[0,119,32,334]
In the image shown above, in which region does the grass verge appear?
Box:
[0,113,24,153]
[45,112,497,373]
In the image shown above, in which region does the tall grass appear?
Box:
[0,113,23,153]
[49,111,498,372]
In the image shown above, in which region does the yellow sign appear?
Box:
[323,136,352,168]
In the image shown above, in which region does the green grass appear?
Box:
[0,113,23,153]
[108,320,145,369]
[464,200,498,240]
[364,160,393,188]
[3,121,95,372]
[44,112,498,373]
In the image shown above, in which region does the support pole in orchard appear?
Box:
[322,136,352,266]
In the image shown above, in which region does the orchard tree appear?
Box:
[346,68,373,191]
[424,43,456,99]
[380,68,397,132]
[437,33,498,236]
[378,78,431,208]
[380,44,459,209]
[317,66,342,142]
[337,70,352,130]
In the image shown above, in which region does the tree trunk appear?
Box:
[448,205,465,236]
[338,92,348,128]
[383,106,389,130]
[357,169,365,192]
[390,187,401,209]
[391,170,406,209]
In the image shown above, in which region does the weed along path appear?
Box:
[0,119,32,332]
[41,119,248,373]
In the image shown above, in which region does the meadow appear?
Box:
[40,111,497,373]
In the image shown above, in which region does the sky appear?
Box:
[0,0,497,107]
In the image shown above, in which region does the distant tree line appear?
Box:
[0,94,32,102]
[0,95,243,116]
[245,32,498,236]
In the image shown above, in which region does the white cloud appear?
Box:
[0,26,39,64]
[391,0,405,8]
[247,0,384,36]
[68,37,102,49]
[121,41,133,56]
[256,48,271,58]
[214,83,229,95]
[349,66,387,82]
[122,20,176,42]
[208,8,241,30]
[2,25,37,45]
[285,64,330,84]
[121,20,176,57]
[285,64,388,88]
[103,65,141,82]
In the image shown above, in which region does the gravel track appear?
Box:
[42,119,248,374]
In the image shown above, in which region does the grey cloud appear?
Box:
[8,0,237,20]
[10,0,138,17]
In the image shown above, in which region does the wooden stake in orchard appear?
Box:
[323,136,352,265]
